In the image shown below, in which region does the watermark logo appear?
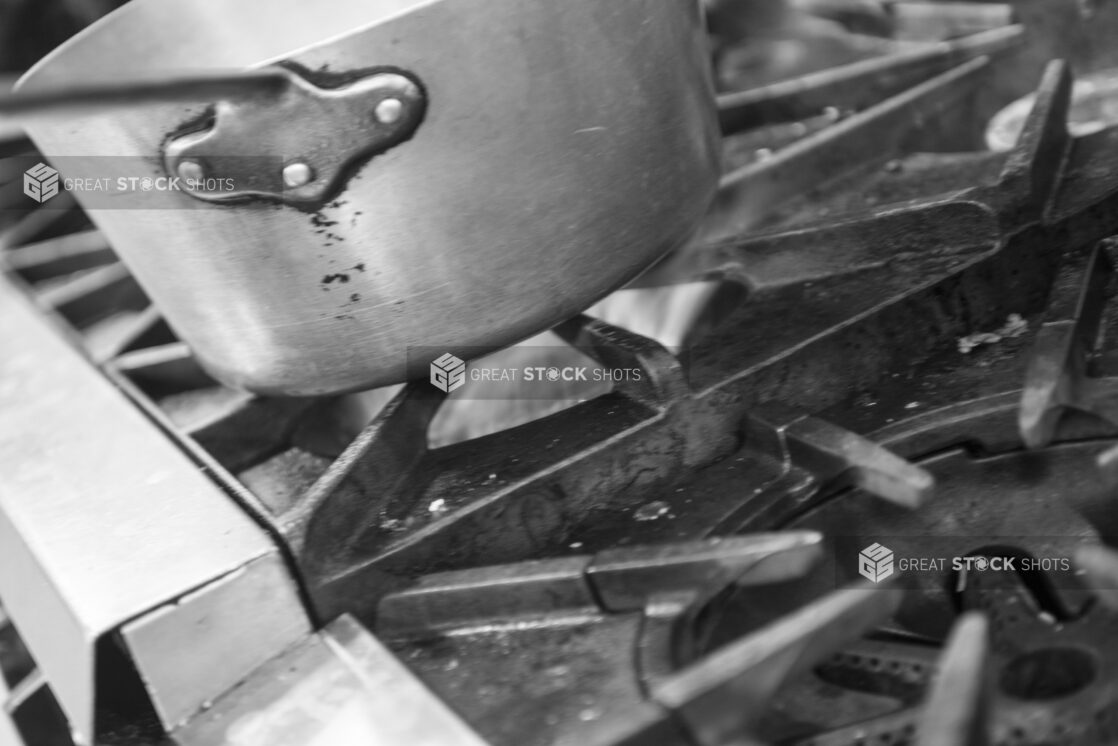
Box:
[832,537,1081,590]
[5,155,253,210]
[411,345,652,400]
[24,163,60,203]
[430,353,467,394]
[858,542,895,583]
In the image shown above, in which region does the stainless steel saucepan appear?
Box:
[10,0,721,396]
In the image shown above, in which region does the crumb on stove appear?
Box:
[957,313,1028,354]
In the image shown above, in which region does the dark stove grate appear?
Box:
[0,605,72,746]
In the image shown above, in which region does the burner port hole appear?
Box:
[999,647,1098,701]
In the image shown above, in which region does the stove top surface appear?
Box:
[6,3,1118,745]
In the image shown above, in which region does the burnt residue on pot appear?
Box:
[311,210,347,247]
[310,212,339,229]
[320,263,369,292]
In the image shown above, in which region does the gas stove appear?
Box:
[5,2,1118,746]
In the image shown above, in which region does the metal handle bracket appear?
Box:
[163,66,426,207]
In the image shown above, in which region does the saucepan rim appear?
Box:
[18,0,449,90]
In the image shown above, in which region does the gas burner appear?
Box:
[6,4,1118,746]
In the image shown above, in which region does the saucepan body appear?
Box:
[17,0,721,395]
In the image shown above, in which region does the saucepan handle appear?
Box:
[0,65,428,209]
[0,69,289,117]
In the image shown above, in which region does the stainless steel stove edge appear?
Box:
[0,272,311,744]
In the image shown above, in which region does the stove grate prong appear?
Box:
[651,583,902,746]
[790,709,921,746]
[1,673,40,746]
[89,303,164,363]
[0,192,79,250]
[1074,544,1118,610]
[890,2,1015,40]
[744,403,935,509]
[113,341,212,389]
[1,228,111,282]
[377,532,823,640]
[554,314,691,407]
[716,24,1023,134]
[1019,241,1115,448]
[1,668,45,718]
[914,613,991,746]
[36,261,144,328]
[171,393,327,474]
[712,404,935,533]
[375,535,833,746]
[586,531,824,614]
[1097,442,1118,488]
[289,382,445,562]
[700,56,990,245]
[0,603,37,746]
[640,198,999,293]
[995,59,1072,223]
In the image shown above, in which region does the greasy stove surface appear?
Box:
[6,4,1118,746]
